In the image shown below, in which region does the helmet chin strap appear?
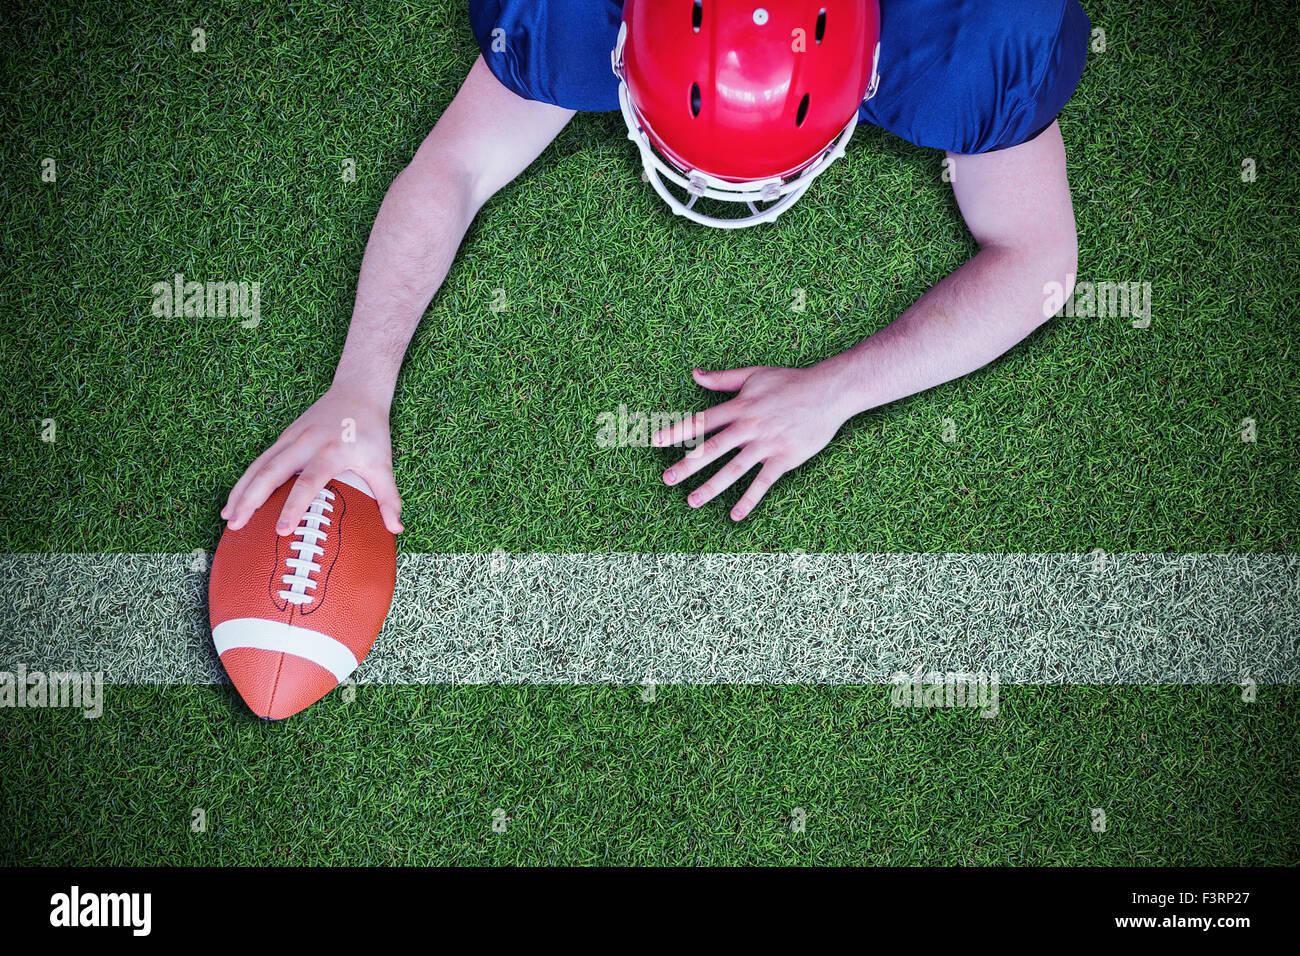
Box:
[612,23,862,230]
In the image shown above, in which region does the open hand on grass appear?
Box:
[652,365,851,521]
[220,385,404,536]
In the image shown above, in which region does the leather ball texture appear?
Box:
[209,471,396,719]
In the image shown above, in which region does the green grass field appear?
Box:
[3,0,1296,554]
[1,0,1297,866]
[4,685,1297,866]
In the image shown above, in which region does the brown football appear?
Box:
[209,472,396,719]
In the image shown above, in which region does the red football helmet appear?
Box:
[612,0,881,229]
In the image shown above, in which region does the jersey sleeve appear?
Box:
[468,0,624,111]
[858,0,1092,154]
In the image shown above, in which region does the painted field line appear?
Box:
[0,553,1295,684]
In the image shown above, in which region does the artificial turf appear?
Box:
[2,684,1296,866]
[0,0,1295,554]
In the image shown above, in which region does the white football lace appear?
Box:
[278,487,335,606]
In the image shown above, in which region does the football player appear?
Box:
[223,0,1090,531]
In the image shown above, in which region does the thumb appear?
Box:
[693,366,758,393]
[360,467,404,534]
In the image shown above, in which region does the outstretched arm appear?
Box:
[223,56,574,534]
[654,121,1079,520]
[332,56,576,408]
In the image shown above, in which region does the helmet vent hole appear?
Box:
[796,93,810,127]
[816,9,826,43]
[690,82,702,117]
[692,0,703,33]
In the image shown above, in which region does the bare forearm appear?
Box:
[817,244,1074,420]
[331,162,476,404]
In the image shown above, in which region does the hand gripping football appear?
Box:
[209,471,396,719]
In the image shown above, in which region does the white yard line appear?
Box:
[1,553,1295,684]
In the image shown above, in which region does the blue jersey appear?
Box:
[469,0,1091,154]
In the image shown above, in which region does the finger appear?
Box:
[358,466,404,534]
[651,403,736,449]
[276,467,337,536]
[687,447,764,509]
[663,427,744,486]
[222,440,289,520]
[225,447,311,531]
[730,461,786,521]
[693,366,759,392]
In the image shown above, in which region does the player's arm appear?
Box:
[223,56,574,533]
[818,119,1079,416]
[652,122,1078,520]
